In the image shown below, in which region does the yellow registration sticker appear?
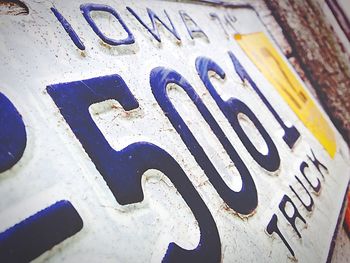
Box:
[235,32,336,158]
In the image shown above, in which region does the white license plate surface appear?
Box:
[0,0,349,262]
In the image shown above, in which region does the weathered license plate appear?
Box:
[0,0,349,262]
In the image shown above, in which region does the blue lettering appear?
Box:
[300,161,321,193]
[228,51,300,149]
[150,67,257,215]
[307,149,328,179]
[210,13,228,38]
[0,92,26,173]
[179,11,208,40]
[196,57,280,172]
[0,200,83,262]
[279,195,306,238]
[127,7,181,42]
[266,214,295,257]
[80,4,134,46]
[51,7,86,50]
[47,74,221,262]
[290,176,314,212]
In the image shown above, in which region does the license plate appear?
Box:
[0,0,349,262]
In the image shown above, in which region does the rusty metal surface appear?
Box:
[264,0,350,147]
[326,0,350,42]
[0,0,28,15]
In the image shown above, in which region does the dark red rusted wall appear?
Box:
[264,0,350,146]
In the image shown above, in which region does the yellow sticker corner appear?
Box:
[235,32,336,158]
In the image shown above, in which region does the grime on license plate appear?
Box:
[0,0,349,262]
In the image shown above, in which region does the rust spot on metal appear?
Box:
[326,0,350,42]
[0,0,28,15]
